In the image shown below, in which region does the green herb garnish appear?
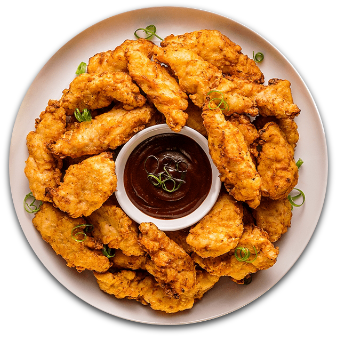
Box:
[71,224,93,242]
[102,245,115,258]
[288,188,305,210]
[296,158,304,169]
[253,51,264,63]
[144,155,187,193]
[23,192,42,213]
[206,90,229,111]
[234,246,257,263]
[134,25,163,41]
[75,62,87,75]
[74,108,92,122]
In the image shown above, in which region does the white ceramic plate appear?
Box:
[9,6,328,325]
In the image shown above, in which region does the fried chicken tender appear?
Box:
[165,228,194,254]
[49,104,154,158]
[94,269,219,313]
[33,203,110,272]
[186,192,244,258]
[257,122,299,200]
[87,39,154,74]
[252,197,292,242]
[185,101,207,136]
[161,29,264,83]
[254,79,300,119]
[60,72,146,115]
[24,100,66,201]
[111,250,147,270]
[202,101,261,208]
[138,222,196,298]
[153,45,222,107]
[126,50,188,132]
[88,199,144,256]
[46,152,117,218]
[193,225,279,280]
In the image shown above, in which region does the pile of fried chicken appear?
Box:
[24,29,300,314]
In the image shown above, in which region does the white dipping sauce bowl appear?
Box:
[115,124,221,231]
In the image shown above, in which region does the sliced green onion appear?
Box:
[23,192,42,213]
[206,90,229,111]
[253,51,264,63]
[102,245,115,258]
[296,158,304,169]
[71,224,93,242]
[288,188,305,209]
[74,108,92,122]
[134,25,163,41]
[234,246,257,263]
[75,62,87,75]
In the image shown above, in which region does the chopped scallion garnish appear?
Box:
[23,192,42,213]
[296,158,304,169]
[74,108,92,122]
[102,245,115,258]
[288,188,305,210]
[253,51,264,63]
[71,224,93,242]
[206,90,229,111]
[75,62,87,75]
[134,25,163,41]
[234,246,257,263]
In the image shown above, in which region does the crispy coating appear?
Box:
[47,152,117,218]
[49,104,154,158]
[88,199,144,256]
[193,225,279,280]
[60,72,146,115]
[252,197,292,242]
[153,46,222,107]
[33,203,110,272]
[138,222,196,298]
[165,228,194,255]
[161,29,264,83]
[254,79,300,119]
[257,122,299,200]
[24,100,66,201]
[185,101,207,136]
[202,101,261,208]
[186,192,244,258]
[87,39,154,74]
[94,269,219,313]
[126,50,188,132]
[111,250,147,270]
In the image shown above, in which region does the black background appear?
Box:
[7,1,328,335]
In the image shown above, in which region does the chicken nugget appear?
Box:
[24,100,66,201]
[252,197,292,242]
[60,72,146,115]
[88,199,144,256]
[202,101,261,208]
[46,152,117,218]
[186,191,243,258]
[193,225,279,280]
[33,203,110,272]
[138,222,196,298]
[257,122,299,200]
[49,104,154,158]
[126,49,188,132]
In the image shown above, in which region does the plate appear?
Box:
[9,6,328,325]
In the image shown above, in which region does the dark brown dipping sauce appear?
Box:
[124,133,212,219]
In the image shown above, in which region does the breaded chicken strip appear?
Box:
[257,122,299,200]
[193,225,279,280]
[46,152,117,218]
[161,29,264,83]
[252,197,292,242]
[24,100,66,201]
[87,39,154,74]
[33,203,110,272]
[254,79,300,119]
[111,250,147,270]
[153,46,222,107]
[60,72,146,115]
[186,192,243,258]
[165,228,194,255]
[88,199,144,256]
[94,269,219,313]
[202,101,261,209]
[185,101,207,137]
[138,222,196,298]
[49,104,154,158]
[126,50,188,132]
